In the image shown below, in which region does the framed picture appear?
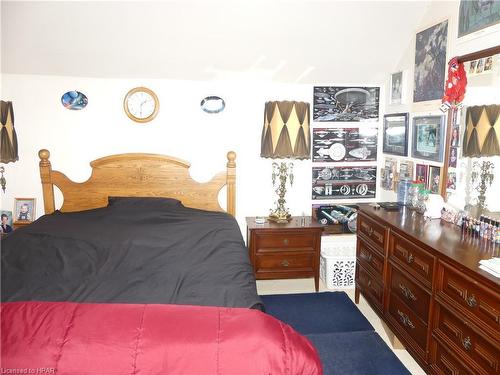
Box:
[428,166,441,194]
[399,160,414,179]
[415,164,429,185]
[312,127,378,162]
[413,20,448,102]
[390,71,403,104]
[1,210,13,234]
[14,198,36,222]
[458,0,500,38]
[382,158,397,191]
[449,147,458,168]
[447,171,457,191]
[383,113,409,156]
[411,115,446,162]
[312,166,377,199]
[313,86,380,122]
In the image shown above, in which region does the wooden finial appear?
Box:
[227,151,236,167]
[39,149,50,161]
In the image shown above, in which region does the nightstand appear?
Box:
[246,217,323,291]
[13,221,31,230]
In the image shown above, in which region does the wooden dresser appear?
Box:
[246,217,323,291]
[355,205,499,374]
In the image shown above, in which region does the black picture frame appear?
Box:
[383,113,409,156]
[411,115,446,162]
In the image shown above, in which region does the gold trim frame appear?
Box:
[123,86,159,123]
[13,197,36,223]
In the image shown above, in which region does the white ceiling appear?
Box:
[1,0,433,83]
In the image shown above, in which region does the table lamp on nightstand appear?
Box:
[260,101,311,223]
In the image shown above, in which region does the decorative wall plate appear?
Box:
[61,91,88,110]
[200,96,225,113]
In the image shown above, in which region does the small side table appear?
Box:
[246,217,323,291]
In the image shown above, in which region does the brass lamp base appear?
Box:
[268,209,292,223]
[268,161,294,223]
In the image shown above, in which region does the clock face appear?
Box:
[124,87,159,122]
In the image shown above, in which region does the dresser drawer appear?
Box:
[254,231,316,252]
[433,303,500,375]
[357,212,386,250]
[388,293,428,353]
[357,239,384,278]
[437,261,500,335]
[389,262,431,322]
[389,231,435,287]
[255,252,314,275]
[433,341,475,375]
[356,265,383,313]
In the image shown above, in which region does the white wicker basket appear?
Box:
[320,234,357,289]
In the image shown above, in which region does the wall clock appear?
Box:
[123,87,159,123]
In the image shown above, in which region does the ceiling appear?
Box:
[1,0,433,83]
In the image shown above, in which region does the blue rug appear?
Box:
[261,291,373,334]
[261,292,410,375]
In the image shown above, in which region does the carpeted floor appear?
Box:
[261,292,410,375]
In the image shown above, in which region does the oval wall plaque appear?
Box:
[61,91,88,110]
[200,96,225,113]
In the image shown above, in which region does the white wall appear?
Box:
[380,0,500,210]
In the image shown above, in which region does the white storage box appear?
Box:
[320,234,356,289]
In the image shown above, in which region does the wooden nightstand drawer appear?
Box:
[433,303,500,375]
[255,252,314,275]
[357,238,384,278]
[389,262,431,322]
[358,212,386,250]
[254,232,315,252]
[389,231,435,287]
[436,261,500,337]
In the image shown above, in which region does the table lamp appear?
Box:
[260,101,310,222]
[462,104,499,211]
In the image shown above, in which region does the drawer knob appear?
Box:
[280,260,290,267]
[407,254,414,264]
[283,238,289,245]
[399,283,417,301]
[462,336,472,351]
[397,310,415,329]
[466,294,477,308]
[367,253,373,262]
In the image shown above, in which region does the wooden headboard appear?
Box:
[38,149,236,216]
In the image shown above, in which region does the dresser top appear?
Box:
[358,204,500,287]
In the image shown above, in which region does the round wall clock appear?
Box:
[123,87,159,123]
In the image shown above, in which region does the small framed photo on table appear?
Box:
[14,198,36,222]
[415,164,429,186]
[1,210,13,235]
[411,115,446,162]
[428,166,441,194]
[383,113,409,156]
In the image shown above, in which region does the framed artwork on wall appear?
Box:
[313,86,380,122]
[458,0,500,38]
[14,198,36,222]
[413,20,448,102]
[312,166,377,199]
[383,113,409,156]
[390,71,404,104]
[411,115,446,162]
[415,164,429,185]
[428,166,441,194]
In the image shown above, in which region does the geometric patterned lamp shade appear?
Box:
[463,104,500,157]
[261,101,311,160]
[0,100,19,164]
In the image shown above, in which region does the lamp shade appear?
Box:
[0,101,19,164]
[462,105,500,157]
[260,101,310,160]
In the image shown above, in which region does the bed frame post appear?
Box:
[226,151,236,217]
[39,149,56,214]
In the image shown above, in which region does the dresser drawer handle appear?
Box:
[462,336,472,351]
[283,238,289,245]
[280,260,290,267]
[367,279,372,287]
[367,227,374,236]
[466,294,477,308]
[407,254,414,264]
[397,310,415,329]
[399,283,417,301]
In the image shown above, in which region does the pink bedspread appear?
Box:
[1,301,322,375]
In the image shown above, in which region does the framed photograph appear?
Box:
[449,147,458,168]
[1,210,13,234]
[447,171,457,191]
[312,127,378,162]
[458,0,500,38]
[382,158,397,191]
[428,166,441,194]
[313,86,380,122]
[383,113,409,156]
[413,20,448,102]
[411,115,446,162]
[390,71,403,104]
[14,198,36,223]
[312,166,377,199]
[399,160,414,179]
[415,164,429,185]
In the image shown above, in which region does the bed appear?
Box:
[1,149,322,375]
